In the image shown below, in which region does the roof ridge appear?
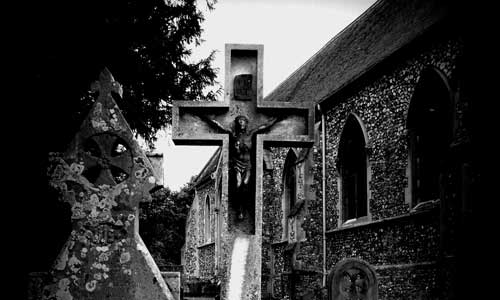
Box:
[194,147,221,185]
[266,0,383,100]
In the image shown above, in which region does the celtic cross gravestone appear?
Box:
[43,69,175,300]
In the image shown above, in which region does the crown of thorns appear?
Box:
[235,115,249,123]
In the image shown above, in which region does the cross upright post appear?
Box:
[173,44,314,300]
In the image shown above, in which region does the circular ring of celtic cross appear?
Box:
[80,133,134,186]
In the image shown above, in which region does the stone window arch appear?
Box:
[328,258,378,300]
[338,114,369,224]
[215,177,223,269]
[282,148,298,241]
[407,67,452,208]
[204,195,211,243]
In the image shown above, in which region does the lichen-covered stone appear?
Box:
[39,69,174,300]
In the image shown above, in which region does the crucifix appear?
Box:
[173,44,314,299]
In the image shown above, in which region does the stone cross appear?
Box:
[173,44,314,300]
[43,68,175,300]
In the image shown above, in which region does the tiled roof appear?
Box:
[194,147,221,187]
[264,0,452,105]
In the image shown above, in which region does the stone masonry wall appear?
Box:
[263,32,465,299]
[376,263,440,299]
[262,144,324,299]
[323,34,464,299]
[324,36,463,226]
[198,243,215,280]
[196,182,216,280]
[326,210,440,268]
[183,192,200,279]
[183,180,216,281]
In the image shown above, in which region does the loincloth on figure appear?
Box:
[232,158,251,176]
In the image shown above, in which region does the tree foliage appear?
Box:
[28,0,221,150]
[22,0,219,272]
[139,176,197,266]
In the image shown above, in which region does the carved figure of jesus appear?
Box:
[203,114,281,219]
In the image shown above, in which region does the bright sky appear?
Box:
[161,0,377,191]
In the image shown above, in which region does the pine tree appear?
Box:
[27,0,221,149]
[22,0,219,272]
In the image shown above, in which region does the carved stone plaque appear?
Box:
[234,74,253,100]
[328,259,378,300]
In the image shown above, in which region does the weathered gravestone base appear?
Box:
[173,44,314,300]
[41,69,175,300]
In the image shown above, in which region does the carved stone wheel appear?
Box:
[81,133,134,185]
[339,268,367,299]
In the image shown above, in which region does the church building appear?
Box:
[182,0,479,299]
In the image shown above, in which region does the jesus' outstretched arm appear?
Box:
[199,115,233,135]
[252,116,285,135]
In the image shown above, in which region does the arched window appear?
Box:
[283,149,298,240]
[407,67,452,206]
[216,178,222,266]
[339,114,367,223]
[285,150,297,215]
[204,195,211,243]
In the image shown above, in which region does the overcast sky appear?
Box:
[162,0,377,191]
